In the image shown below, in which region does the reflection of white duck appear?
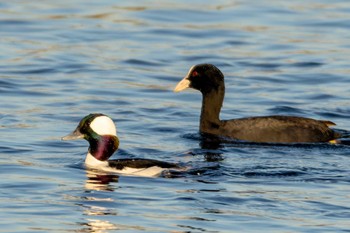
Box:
[62,113,180,177]
[85,169,119,191]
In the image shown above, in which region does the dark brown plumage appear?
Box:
[174,63,341,143]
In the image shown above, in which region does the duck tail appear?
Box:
[320,120,336,127]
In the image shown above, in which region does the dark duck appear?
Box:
[174,63,342,143]
[62,113,180,177]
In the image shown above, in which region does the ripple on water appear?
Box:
[122,58,165,67]
[316,110,350,120]
[0,79,16,90]
[1,1,350,232]
[267,106,308,115]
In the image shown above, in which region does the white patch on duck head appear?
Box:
[90,115,117,136]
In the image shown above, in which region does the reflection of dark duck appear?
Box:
[174,64,342,143]
[62,113,180,177]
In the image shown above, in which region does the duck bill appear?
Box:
[174,77,190,92]
[62,129,84,141]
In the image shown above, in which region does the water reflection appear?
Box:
[79,219,118,233]
[199,133,225,162]
[78,202,118,233]
[79,203,118,232]
[74,170,120,233]
[85,169,119,191]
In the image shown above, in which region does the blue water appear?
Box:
[1,1,350,232]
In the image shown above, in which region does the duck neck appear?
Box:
[87,135,119,161]
[200,85,225,133]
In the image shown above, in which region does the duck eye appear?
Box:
[192,71,199,77]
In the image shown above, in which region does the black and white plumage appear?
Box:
[62,113,180,177]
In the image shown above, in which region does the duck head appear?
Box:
[62,113,119,161]
[174,64,224,94]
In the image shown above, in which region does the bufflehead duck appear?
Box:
[62,113,180,177]
[174,64,342,143]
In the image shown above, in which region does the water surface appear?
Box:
[1,1,350,232]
